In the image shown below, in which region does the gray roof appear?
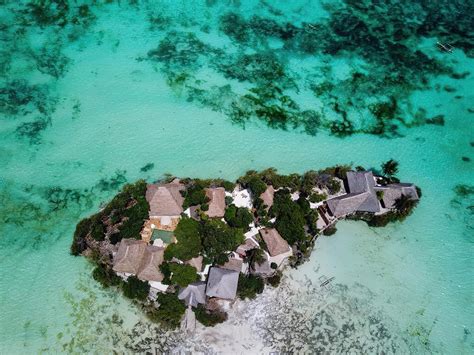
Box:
[220,257,243,272]
[375,183,419,209]
[326,192,379,217]
[178,281,207,308]
[146,180,185,217]
[113,239,147,274]
[206,267,239,300]
[205,187,226,218]
[326,171,380,217]
[251,256,274,277]
[346,171,376,194]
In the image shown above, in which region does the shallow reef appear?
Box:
[145,0,473,137]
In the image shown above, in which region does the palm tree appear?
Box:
[244,248,266,274]
[381,159,399,178]
[394,194,415,216]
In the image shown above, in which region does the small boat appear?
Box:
[436,42,454,53]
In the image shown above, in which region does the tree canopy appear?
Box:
[224,204,253,231]
[121,276,150,301]
[381,159,399,178]
[169,263,199,287]
[271,189,306,245]
[149,293,186,329]
[200,219,244,264]
[164,217,202,261]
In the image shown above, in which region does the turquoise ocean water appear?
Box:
[1,1,473,353]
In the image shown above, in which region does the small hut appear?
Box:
[146,179,185,230]
[204,187,226,218]
[178,281,207,308]
[259,185,275,211]
[259,228,291,257]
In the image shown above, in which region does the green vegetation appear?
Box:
[200,219,244,264]
[237,274,265,300]
[92,264,121,288]
[194,305,228,327]
[121,276,150,301]
[238,172,267,197]
[271,189,306,245]
[102,180,149,244]
[367,194,418,227]
[266,272,282,287]
[148,293,186,329]
[308,192,327,203]
[169,263,199,287]
[244,248,266,273]
[381,159,399,180]
[323,225,337,236]
[164,217,201,261]
[182,186,209,209]
[224,204,253,231]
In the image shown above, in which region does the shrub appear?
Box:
[270,262,278,270]
[323,225,337,236]
[169,263,199,287]
[121,276,150,301]
[224,204,253,231]
[71,217,92,255]
[92,264,121,288]
[149,293,186,329]
[266,272,281,287]
[194,305,228,327]
[271,189,306,245]
[237,274,264,300]
[200,219,244,264]
[183,186,209,209]
[164,217,202,261]
[308,192,327,203]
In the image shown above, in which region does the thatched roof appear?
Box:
[137,245,165,282]
[375,183,419,209]
[260,185,275,210]
[260,228,290,257]
[146,179,185,217]
[178,281,207,308]
[206,267,239,300]
[205,187,226,218]
[236,237,259,256]
[220,257,243,272]
[113,239,147,274]
[185,255,203,272]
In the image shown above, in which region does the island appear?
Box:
[71,161,420,331]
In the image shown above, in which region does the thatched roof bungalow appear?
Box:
[204,187,226,218]
[113,239,147,275]
[259,228,291,257]
[137,245,165,282]
[146,179,185,222]
[259,185,275,211]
